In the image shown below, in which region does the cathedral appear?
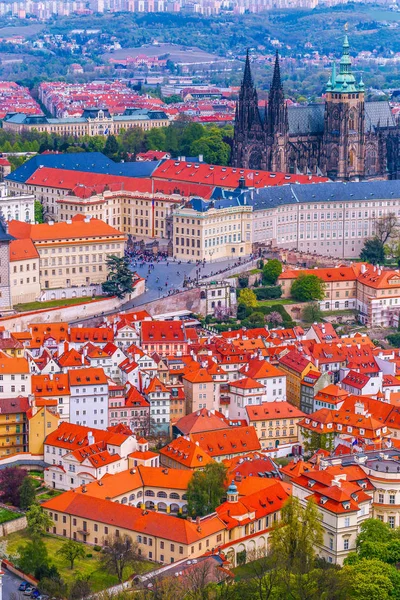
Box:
[231,36,400,180]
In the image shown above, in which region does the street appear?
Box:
[124,256,247,309]
[2,569,25,600]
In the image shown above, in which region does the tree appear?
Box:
[104,134,119,159]
[262,259,282,285]
[26,503,53,536]
[302,302,323,323]
[190,128,231,165]
[145,127,167,151]
[66,145,85,153]
[0,467,28,507]
[374,212,398,244]
[19,477,37,510]
[119,127,145,155]
[342,558,400,600]
[18,538,50,577]
[59,539,86,570]
[360,237,385,265]
[187,462,227,517]
[384,239,400,265]
[101,534,143,583]
[102,255,133,299]
[291,274,325,302]
[34,200,44,223]
[238,288,258,308]
[68,576,92,600]
[270,496,323,574]
[356,518,392,549]
[266,311,283,327]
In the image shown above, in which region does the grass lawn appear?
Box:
[0,508,19,524]
[5,531,154,592]
[322,309,357,318]
[14,296,104,312]
[257,299,297,306]
[37,490,64,501]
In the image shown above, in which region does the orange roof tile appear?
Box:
[9,238,39,262]
[43,492,225,544]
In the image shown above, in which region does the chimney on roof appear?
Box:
[361,264,366,274]
[355,401,365,415]
[87,431,95,446]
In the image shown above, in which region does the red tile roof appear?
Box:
[152,160,328,190]
[43,492,225,544]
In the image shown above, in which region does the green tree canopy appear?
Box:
[34,200,44,224]
[302,302,323,323]
[26,503,53,536]
[360,237,385,265]
[18,538,50,577]
[102,255,133,299]
[187,462,227,517]
[291,274,325,302]
[342,558,400,600]
[59,539,86,570]
[238,288,258,308]
[262,259,282,285]
[19,477,37,510]
[104,134,120,159]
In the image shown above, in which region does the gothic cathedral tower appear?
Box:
[231,51,266,170]
[322,35,365,180]
[266,50,289,172]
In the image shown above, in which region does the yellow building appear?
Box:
[278,350,315,407]
[173,198,253,261]
[28,402,60,455]
[9,238,41,305]
[2,109,169,137]
[246,401,305,451]
[57,190,182,240]
[0,397,29,458]
[43,491,225,564]
[8,215,126,292]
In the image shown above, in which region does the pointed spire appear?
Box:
[243,49,253,87]
[271,50,283,90]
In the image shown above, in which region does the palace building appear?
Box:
[231,37,400,181]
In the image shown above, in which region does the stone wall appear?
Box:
[0,294,136,332]
[0,515,27,537]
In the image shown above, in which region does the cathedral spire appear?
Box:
[267,50,288,136]
[271,50,283,91]
[331,32,360,93]
[243,49,253,87]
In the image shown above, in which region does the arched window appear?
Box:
[157,491,167,498]
[121,497,127,504]
[137,491,143,498]
[348,150,355,168]
[349,112,355,131]
[129,493,135,501]
[145,490,155,497]
[169,492,180,499]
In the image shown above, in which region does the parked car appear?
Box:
[18,582,30,592]
[23,586,33,596]
[31,589,40,598]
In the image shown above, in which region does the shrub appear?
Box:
[93,545,102,552]
[254,286,282,300]
[86,553,93,558]
[387,333,400,347]
[238,275,249,289]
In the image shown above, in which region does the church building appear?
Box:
[231,36,400,181]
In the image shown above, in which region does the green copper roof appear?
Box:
[327,35,364,94]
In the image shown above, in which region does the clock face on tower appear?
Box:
[332,109,340,122]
